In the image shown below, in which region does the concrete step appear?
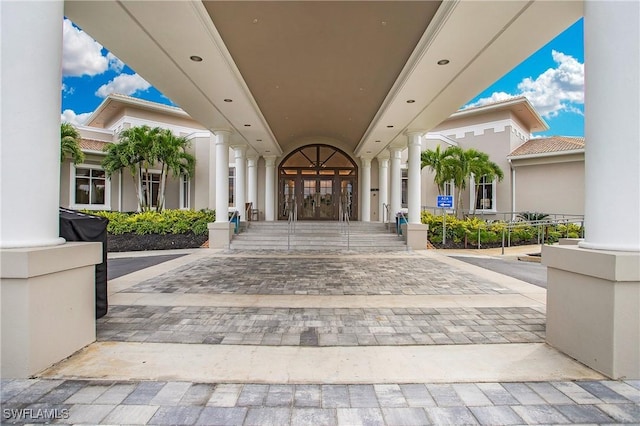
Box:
[232,220,405,251]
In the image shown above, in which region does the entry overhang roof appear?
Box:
[65,1,582,159]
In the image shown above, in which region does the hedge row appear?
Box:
[420,211,582,246]
[88,209,215,236]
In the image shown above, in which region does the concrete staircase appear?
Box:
[230,221,407,251]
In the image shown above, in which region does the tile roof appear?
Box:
[79,138,110,152]
[509,136,585,157]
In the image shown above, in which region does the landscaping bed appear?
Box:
[107,232,207,252]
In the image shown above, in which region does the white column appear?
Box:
[1,0,65,248]
[389,147,402,216]
[208,134,216,210]
[360,158,371,222]
[214,130,231,223]
[233,146,246,220]
[378,157,389,223]
[579,0,640,252]
[264,156,276,221]
[406,131,423,224]
[247,156,258,213]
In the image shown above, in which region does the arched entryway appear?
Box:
[278,144,358,220]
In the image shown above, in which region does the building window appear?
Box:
[141,172,161,208]
[401,168,408,208]
[179,174,190,210]
[443,180,454,196]
[229,166,235,207]
[72,164,110,209]
[472,175,496,211]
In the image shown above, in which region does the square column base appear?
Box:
[543,245,640,379]
[1,242,102,378]
[208,221,232,249]
[405,223,429,250]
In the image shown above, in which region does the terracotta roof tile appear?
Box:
[79,138,110,152]
[509,136,585,157]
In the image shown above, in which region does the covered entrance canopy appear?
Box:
[279,145,357,221]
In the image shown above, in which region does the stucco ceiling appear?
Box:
[64,1,583,159]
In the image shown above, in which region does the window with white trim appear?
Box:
[180,174,190,210]
[471,175,497,211]
[71,164,110,210]
[229,166,235,207]
[401,168,408,208]
[443,180,454,197]
[141,172,161,208]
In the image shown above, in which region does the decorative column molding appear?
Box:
[233,145,247,221]
[247,156,258,215]
[389,147,403,217]
[214,130,232,223]
[264,155,277,221]
[360,157,372,222]
[406,131,424,224]
[378,157,389,223]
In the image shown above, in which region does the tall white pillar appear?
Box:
[214,131,231,223]
[247,156,258,215]
[579,1,640,252]
[389,147,402,216]
[264,156,276,221]
[208,134,216,210]
[233,146,247,220]
[360,158,371,222]
[406,131,423,224]
[1,1,101,378]
[1,0,66,248]
[544,1,640,380]
[378,157,389,223]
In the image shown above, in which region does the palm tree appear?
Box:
[154,128,195,212]
[60,122,85,164]
[102,125,196,212]
[441,147,504,218]
[421,145,450,195]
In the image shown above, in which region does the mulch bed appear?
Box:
[107,232,208,252]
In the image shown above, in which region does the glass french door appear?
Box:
[302,178,334,219]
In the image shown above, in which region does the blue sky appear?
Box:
[62,17,584,137]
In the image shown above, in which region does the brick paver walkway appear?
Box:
[2,379,639,425]
[5,249,638,425]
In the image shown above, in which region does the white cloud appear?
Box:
[62,19,108,77]
[95,73,151,98]
[61,83,75,96]
[107,52,125,73]
[61,109,92,126]
[465,50,584,118]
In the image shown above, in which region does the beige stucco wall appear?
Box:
[512,156,584,215]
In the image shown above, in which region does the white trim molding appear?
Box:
[69,163,111,211]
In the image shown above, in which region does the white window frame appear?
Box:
[138,169,163,210]
[470,174,497,213]
[229,166,236,207]
[179,174,190,210]
[70,163,111,210]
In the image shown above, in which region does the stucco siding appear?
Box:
[513,160,584,215]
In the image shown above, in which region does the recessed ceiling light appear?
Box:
[252,18,259,24]
[366,151,372,154]
[375,140,381,143]
[190,55,203,62]
[437,59,450,65]
[244,124,251,127]
[406,100,415,103]
[223,99,233,103]
[256,139,263,142]
[381,21,387,26]
[387,125,394,128]
[265,150,271,153]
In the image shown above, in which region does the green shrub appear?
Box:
[85,209,215,236]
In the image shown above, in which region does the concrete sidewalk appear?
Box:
[2,248,638,425]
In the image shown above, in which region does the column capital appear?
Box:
[232,145,247,158]
[360,157,372,167]
[388,146,403,159]
[213,129,233,139]
[247,156,258,167]
[264,155,277,167]
[378,157,389,168]
[405,130,425,146]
